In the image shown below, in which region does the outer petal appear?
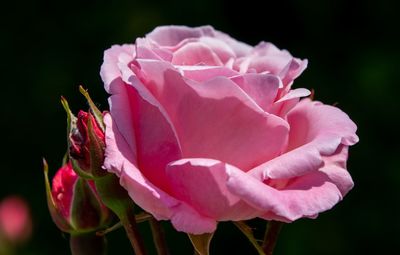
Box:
[166,158,263,220]
[105,114,218,234]
[146,25,216,47]
[102,46,182,193]
[249,99,358,181]
[287,99,359,151]
[226,166,343,221]
[320,145,354,196]
[103,113,176,219]
[100,44,135,94]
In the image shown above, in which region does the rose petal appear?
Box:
[179,65,238,82]
[199,37,237,63]
[169,203,217,234]
[249,99,358,180]
[231,73,281,112]
[146,25,216,47]
[104,50,182,193]
[214,30,252,57]
[103,113,177,219]
[275,88,311,103]
[100,44,135,94]
[287,99,359,151]
[245,42,307,86]
[135,38,173,61]
[136,65,289,170]
[166,158,241,219]
[248,143,324,180]
[172,42,223,66]
[226,167,343,221]
[320,145,354,196]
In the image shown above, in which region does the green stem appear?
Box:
[95,174,147,255]
[262,221,283,255]
[121,209,147,255]
[149,218,169,255]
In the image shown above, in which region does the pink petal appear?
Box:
[105,114,220,234]
[118,77,182,193]
[179,65,238,82]
[172,42,223,66]
[287,99,359,152]
[169,203,217,234]
[226,167,343,221]
[136,64,289,170]
[320,145,354,196]
[103,49,183,194]
[135,38,173,61]
[275,88,311,103]
[103,113,177,220]
[249,143,324,180]
[231,73,281,111]
[146,25,216,47]
[280,58,308,86]
[100,44,135,94]
[166,158,241,219]
[214,30,252,57]
[199,37,237,63]
[246,42,307,86]
[250,99,358,181]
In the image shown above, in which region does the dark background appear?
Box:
[1,0,398,254]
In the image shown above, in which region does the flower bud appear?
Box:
[69,110,106,178]
[44,160,112,234]
[61,86,108,178]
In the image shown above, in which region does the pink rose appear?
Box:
[100,25,359,234]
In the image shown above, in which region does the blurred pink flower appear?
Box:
[0,196,32,244]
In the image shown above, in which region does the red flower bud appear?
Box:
[69,110,106,177]
[44,161,112,234]
[61,87,108,179]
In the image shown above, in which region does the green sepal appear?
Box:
[79,85,105,132]
[60,96,77,140]
[70,178,100,232]
[87,113,107,178]
[94,174,135,220]
[234,221,265,255]
[188,232,214,255]
[43,158,72,233]
[70,159,94,180]
[70,178,111,233]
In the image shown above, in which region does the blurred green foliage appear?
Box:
[0,0,398,254]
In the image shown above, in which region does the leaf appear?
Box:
[188,232,214,255]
